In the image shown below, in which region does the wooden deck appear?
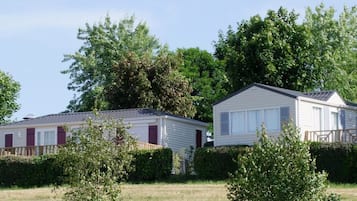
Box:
[0,142,163,157]
[304,129,357,144]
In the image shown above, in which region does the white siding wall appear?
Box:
[327,93,345,105]
[298,100,357,133]
[0,128,27,147]
[214,86,296,146]
[164,118,207,152]
[128,124,149,143]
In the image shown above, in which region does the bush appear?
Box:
[310,142,357,183]
[227,124,329,201]
[0,147,173,187]
[194,146,250,180]
[129,148,173,181]
[0,155,62,187]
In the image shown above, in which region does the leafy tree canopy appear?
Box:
[0,70,20,123]
[178,48,228,122]
[304,4,357,101]
[215,7,312,92]
[215,5,357,101]
[62,16,195,117]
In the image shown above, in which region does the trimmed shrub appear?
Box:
[0,148,173,187]
[0,155,35,187]
[0,155,62,187]
[194,146,251,180]
[129,148,173,181]
[310,142,357,183]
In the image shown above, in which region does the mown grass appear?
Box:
[0,182,356,201]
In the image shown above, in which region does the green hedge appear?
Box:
[193,146,251,180]
[129,148,173,181]
[0,155,63,187]
[0,148,173,187]
[309,142,357,183]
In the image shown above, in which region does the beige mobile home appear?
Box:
[0,108,208,155]
[213,83,357,146]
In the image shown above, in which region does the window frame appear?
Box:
[35,128,57,146]
[222,106,283,136]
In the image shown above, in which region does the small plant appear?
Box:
[56,112,136,201]
[227,123,334,201]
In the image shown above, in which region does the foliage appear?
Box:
[193,146,250,180]
[214,5,357,102]
[129,148,173,182]
[177,48,228,122]
[227,124,329,201]
[0,70,20,123]
[62,16,195,117]
[0,155,62,187]
[56,113,136,201]
[310,142,357,183]
[304,4,357,101]
[215,7,312,93]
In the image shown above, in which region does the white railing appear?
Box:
[304,129,357,144]
[0,145,59,156]
[0,142,163,157]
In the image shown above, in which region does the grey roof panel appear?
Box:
[213,83,356,106]
[214,83,303,105]
[303,91,335,101]
[2,108,205,127]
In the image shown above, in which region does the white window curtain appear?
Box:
[36,130,56,146]
[264,108,280,131]
[231,111,245,135]
[248,110,262,133]
[44,131,56,145]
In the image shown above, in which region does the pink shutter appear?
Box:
[148,125,158,144]
[5,134,13,148]
[26,128,35,146]
[196,130,202,148]
[57,126,66,145]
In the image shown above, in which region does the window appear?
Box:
[221,107,286,136]
[36,130,56,146]
[264,108,280,131]
[231,111,245,135]
[248,110,262,133]
[313,107,322,131]
[331,112,339,130]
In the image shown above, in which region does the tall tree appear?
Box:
[304,4,357,101]
[0,70,20,123]
[62,16,195,117]
[178,48,228,122]
[215,8,312,93]
[215,5,357,101]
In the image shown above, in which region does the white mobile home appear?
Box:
[0,108,208,154]
[213,83,357,146]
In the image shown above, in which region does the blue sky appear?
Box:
[0,0,355,120]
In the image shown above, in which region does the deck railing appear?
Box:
[0,145,59,156]
[0,142,163,157]
[304,129,357,144]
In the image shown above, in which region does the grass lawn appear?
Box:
[0,183,356,201]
